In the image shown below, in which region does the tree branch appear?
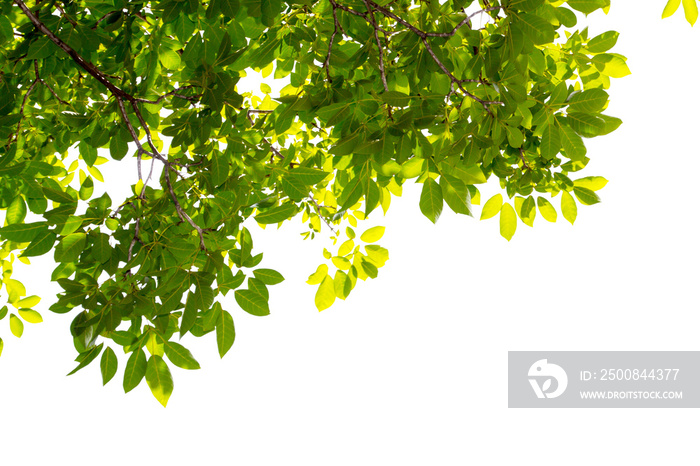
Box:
[308,195,337,235]
[324,0,344,83]
[363,0,389,91]
[13,0,208,251]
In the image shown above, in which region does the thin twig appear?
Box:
[55,3,77,27]
[309,194,337,235]
[363,0,389,92]
[133,85,201,104]
[324,0,344,83]
[424,6,502,37]
[34,61,68,104]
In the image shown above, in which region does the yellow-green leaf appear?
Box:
[331,256,352,270]
[683,0,698,24]
[165,341,201,370]
[145,355,174,407]
[480,194,503,220]
[360,226,385,243]
[537,197,557,222]
[15,295,40,308]
[499,203,517,241]
[333,270,352,300]
[337,239,354,256]
[561,190,578,224]
[307,264,328,285]
[18,309,42,323]
[663,0,681,17]
[574,176,608,191]
[9,313,23,337]
[315,275,335,311]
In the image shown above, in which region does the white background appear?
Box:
[2,3,700,465]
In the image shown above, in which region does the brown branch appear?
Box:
[133,85,202,104]
[519,148,532,171]
[308,194,337,235]
[363,0,389,92]
[10,79,38,145]
[324,0,344,83]
[162,166,206,250]
[420,36,500,115]
[91,10,120,29]
[34,61,68,104]
[424,6,502,37]
[14,0,130,99]
[55,3,78,27]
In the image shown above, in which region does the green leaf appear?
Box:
[561,190,578,224]
[499,203,517,241]
[568,89,609,113]
[566,0,606,15]
[537,197,558,222]
[662,0,681,18]
[234,289,270,316]
[330,130,363,156]
[159,50,181,70]
[540,123,561,160]
[100,346,118,385]
[109,136,128,160]
[480,194,503,220]
[278,163,307,193]
[509,0,545,12]
[515,12,554,44]
[574,176,608,191]
[255,203,297,224]
[587,31,619,53]
[0,337,3,357]
[164,341,201,370]
[67,343,104,375]
[220,0,240,16]
[567,113,605,138]
[573,186,601,205]
[399,157,426,179]
[288,167,329,185]
[0,222,47,242]
[381,91,411,107]
[440,174,471,216]
[146,355,174,407]
[210,152,228,187]
[18,309,42,323]
[683,0,698,25]
[515,196,536,227]
[314,275,336,311]
[6,197,26,224]
[505,125,523,148]
[559,124,587,159]
[123,347,147,393]
[419,177,443,223]
[55,233,87,263]
[26,38,58,59]
[253,268,285,285]
[9,313,23,338]
[598,114,622,135]
[21,229,57,257]
[216,309,235,358]
[592,53,631,78]
[339,175,364,210]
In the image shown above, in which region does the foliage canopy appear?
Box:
[0,0,641,405]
